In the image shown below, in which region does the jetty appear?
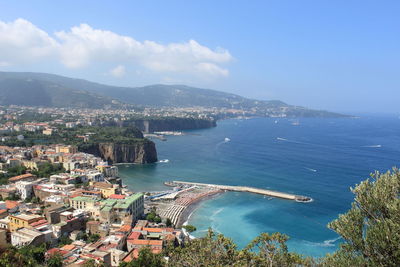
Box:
[167,181,312,202]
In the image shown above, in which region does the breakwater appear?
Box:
[168,181,312,202]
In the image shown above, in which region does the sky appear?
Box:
[0,0,399,113]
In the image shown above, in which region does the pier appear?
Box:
[168,181,312,202]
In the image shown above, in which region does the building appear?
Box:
[8,213,45,232]
[0,228,7,248]
[11,228,45,247]
[99,193,144,224]
[15,180,38,200]
[56,145,78,154]
[96,165,118,178]
[8,173,37,183]
[69,196,100,218]
[93,182,118,198]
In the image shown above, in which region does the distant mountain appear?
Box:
[0,73,122,108]
[0,71,344,117]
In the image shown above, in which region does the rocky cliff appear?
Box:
[80,140,157,164]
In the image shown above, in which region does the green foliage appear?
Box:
[182,224,196,233]
[324,168,400,267]
[88,233,101,243]
[146,208,161,223]
[120,247,164,267]
[0,165,27,184]
[166,229,314,267]
[5,194,20,201]
[31,162,64,178]
[46,252,63,267]
[58,236,72,247]
[83,259,105,267]
[165,218,172,227]
[76,232,88,241]
[0,244,47,267]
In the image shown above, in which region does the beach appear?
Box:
[144,184,223,227]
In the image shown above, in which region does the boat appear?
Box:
[224,137,231,142]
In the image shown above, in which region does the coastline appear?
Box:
[176,190,224,227]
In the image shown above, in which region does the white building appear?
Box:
[87,171,104,182]
[16,180,38,200]
[11,228,44,247]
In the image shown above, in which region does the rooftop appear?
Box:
[71,196,97,203]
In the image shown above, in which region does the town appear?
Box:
[0,142,187,266]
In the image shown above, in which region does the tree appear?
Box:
[324,168,400,266]
[88,233,101,243]
[121,247,164,267]
[77,232,88,241]
[165,218,172,227]
[167,229,240,266]
[83,259,105,267]
[182,224,196,233]
[243,232,312,267]
[58,236,72,247]
[154,216,162,223]
[47,252,63,267]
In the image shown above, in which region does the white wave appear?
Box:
[362,145,382,148]
[304,237,341,247]
[304,167,317,172]
[212,208,224,216]
[158,159,169,163]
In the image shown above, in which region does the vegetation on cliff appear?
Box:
[1,125,158,164]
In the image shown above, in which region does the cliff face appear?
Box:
[80,141,158,164]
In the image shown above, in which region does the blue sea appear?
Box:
[118,116,400,257]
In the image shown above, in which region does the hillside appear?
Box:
[0,75,123,108]
[0,71,344,117]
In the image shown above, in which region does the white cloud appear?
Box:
[0,19,233,78]
[0,19,58,63]
[110,65,126,78]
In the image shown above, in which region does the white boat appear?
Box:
[224,137,231,142]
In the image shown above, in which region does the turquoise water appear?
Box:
[119,116,400,257]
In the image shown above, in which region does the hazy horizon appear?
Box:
[0,0,399,113]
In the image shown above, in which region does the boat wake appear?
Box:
[304,167,317,172]
[212,208,224,216]
[304,237,341,247]
[362,145,382,148]
[158,159,169,163]
[276,137,288,141]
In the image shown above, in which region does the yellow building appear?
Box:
[92,182,117,198]
[8,214,44,232]
[55,145,78,154]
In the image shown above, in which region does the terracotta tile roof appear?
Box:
[128,239,163,246]
[8,173,36,182]
[118,224,132,233]
[30,219,48,227]
[109,194,125,199]
[5,200,19,210]
[0,209,7,215]
[143,227,175,233]
[127,232,142,240]
[61,244,76,251]
[47,248,69,256]
[123,249,139,262]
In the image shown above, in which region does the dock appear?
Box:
[168,181,312,202]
